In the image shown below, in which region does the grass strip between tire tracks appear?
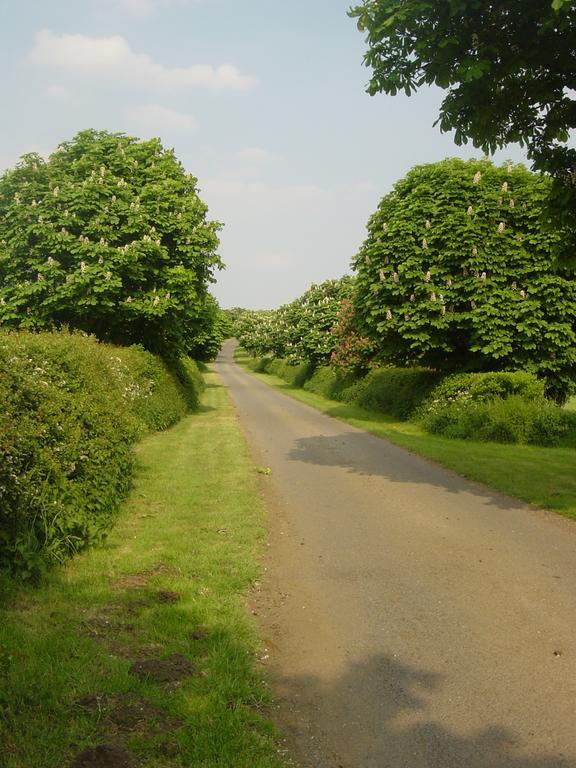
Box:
[0,370,287,768]
[235,349,576,523]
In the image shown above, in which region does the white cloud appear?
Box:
[43,83,71,103]
[30,30,256,91]
[126,103,196,135]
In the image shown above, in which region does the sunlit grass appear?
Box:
[0,370,285,768]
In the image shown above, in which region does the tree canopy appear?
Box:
[352,158,576,401]
[349,0,576,265]
[0,129,222,358]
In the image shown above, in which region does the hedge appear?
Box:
[0,330,204,580]
[244,351,575,447]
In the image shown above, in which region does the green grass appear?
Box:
[235,349,576,522]
[0,371,286,768]
[566,396,576,411]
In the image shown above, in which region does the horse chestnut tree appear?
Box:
[352,158,576,401]
[0,130,222,359]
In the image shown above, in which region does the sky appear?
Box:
[0,0,529,309]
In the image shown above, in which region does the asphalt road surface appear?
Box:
[215,341,576,768]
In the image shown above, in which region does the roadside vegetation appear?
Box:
[0,371,285,768]
[235,348,576,522]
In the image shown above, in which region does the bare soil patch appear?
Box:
[70,744,137,768]
[129,653,194,684]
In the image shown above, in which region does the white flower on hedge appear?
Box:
[126,296,132,303]
[105,272,112,281]
[14,192,21,203]
[441,304,446,315]
[410,294,415,302]
[422,238,429,250]
[425,270,431,282]
[31,200,37,207]
[37,273,44,281]
[365,255,371,264]
[382,222,389,232]
[498,221,506,233]
[520,290,526,298]
[379,269,386,281]
[386,309,392,320]
[481,271,487,280]
[472,246,478,256]
[392,271,399,282]
[471,300,476,309]
[425,219,431,229]
[80,261,87,273]
[100,165,106,176]
[511,281,517,289]
[473,171,482,184]
[501,181,508,192]
[52,187,59,197]
[467,206,473,216]
[509,198,515,209]
[447,278,452,287]
[431,292,436,301]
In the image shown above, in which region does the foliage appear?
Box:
[0,130,222,358]
[417,370,544,419]
[0,330,203,580]
[186,295,229,362]
[234,277,356,365]
[341,366,441,419]
[233,310,278,357]
[329,296,376,375]
[352,158,576,401]
[422,395,576,447]
[349,0,576,267]
[303,366,357,401]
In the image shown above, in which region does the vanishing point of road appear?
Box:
[215,340,576,768]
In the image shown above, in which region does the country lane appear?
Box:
[214,339,576,768]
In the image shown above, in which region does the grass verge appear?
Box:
[0,370,286,768]
[235,349,576,522]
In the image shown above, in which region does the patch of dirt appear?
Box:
[189,627,209,641]
[155,590,180,604]
[81,607,135,640]
[112,564,177,591]
[70,744,138,768]
[129,653,194,684]
[74,693,183,735]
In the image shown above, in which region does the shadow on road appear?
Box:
[287,432,528,513]
[275,653,575,768]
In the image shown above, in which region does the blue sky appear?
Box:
[0,0,528,308]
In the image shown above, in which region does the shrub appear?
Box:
[343,367,442,419]
[0,330,203,580]
[417,370,544,418]
[303,366,358,400]
[267,359,315,388]
[422,395,575,447]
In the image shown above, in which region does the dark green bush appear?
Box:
[341,367,442,419]
[303,366,358,400]
[267,359,315,388]
[0,330,203,580]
